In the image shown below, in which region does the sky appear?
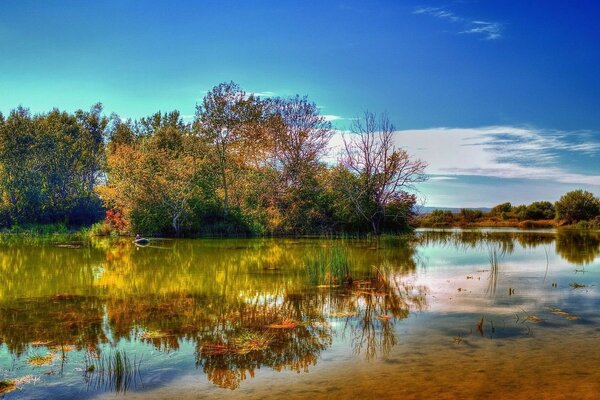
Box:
[1,0,599,207]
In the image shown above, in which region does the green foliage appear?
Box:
[555,190,600,224]
[425,210,455,227]
[490,202,512,216]
[459,208,483,223]
[0,82,424,236]
[524,201,555,220]
[0,105,105,227]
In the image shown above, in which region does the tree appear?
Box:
[269,95,332,185]
[194,82,267,218]
[99,111,213,235]
[460,208,483,223]
[0,105,105,226]
[490,202,512,216]
[341,111,427,235]
[524,201,555,220]
[266,96,334,233]
[555,190,600,224]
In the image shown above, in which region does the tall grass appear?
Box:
[306,247,351,286]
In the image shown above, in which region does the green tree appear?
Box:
[524,201,555,220]
[490,202,512,216]
[194,82,267,218]
[555,190,600,224]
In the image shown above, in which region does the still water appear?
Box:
[1,229,599,399]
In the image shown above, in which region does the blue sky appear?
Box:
[1,0,599,207]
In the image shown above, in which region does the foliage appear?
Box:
[422,210,455,227]
[459,208,483,223]
[555,190,600,224]
[524,201,555,220]
[0,105,105,227]
[0,83,425,236]
[490,202,512,216]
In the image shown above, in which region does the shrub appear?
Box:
[555,190,600,224]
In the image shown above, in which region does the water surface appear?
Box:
[1,229,599,399]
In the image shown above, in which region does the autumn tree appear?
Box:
[341,111,427,234]
[99,111,214,235]
[194,82,268,218]
[263,96,334,233]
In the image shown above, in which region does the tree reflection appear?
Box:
[555,230,600,265]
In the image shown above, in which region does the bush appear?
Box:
[524,201,555,220]
[555,190,600,224]
[490,202,512,216]
[460,208,483,223]
[426,210,455,227]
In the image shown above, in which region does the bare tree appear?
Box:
[270,95,333,187]
[341,111,427,234]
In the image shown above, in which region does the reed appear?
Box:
[84,350,142,393]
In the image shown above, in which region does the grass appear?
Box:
[306,247,351,287]
[84,350,142,393]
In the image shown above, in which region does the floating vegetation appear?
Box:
[27,353,54,366]
[0,380,16,394]
[83,350,142,393]
[266,320,298,329]
[523,315,542,323]
[233,331,273,354]
[138,329,170,340]
[329,311,357,318]
[200,330,274,356]
[546,307,580,321]
[569,282,587,289]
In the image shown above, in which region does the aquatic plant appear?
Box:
[83,350,142,393]
[0,380,16,394]
[306,247,351,286]
[27,353,54,366]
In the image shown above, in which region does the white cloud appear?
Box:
[250,91,277,98]
[413,7,462,22]
[393,126,600,185]
[461,21,502,40]
[413,6,503,40]
[329,126,600,186]
[323,114,343,122]
[428,176,457,181]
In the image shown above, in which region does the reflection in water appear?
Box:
[0,230,599,398]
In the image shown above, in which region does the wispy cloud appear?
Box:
[413,6,503,40]
[428,175,457,181]
[413,6,462,22]
[461,21,502,40]
[323,114,344,122]
[393,126,600,185]
[250,91,277,98]
[328,125,600,186]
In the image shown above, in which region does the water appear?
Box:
[0,229,599,399]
